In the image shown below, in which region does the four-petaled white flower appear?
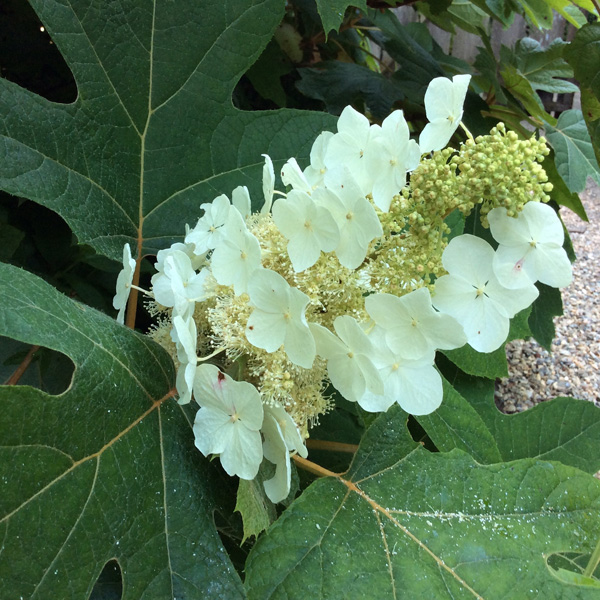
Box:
[488,202,572,289]
[185,194,231,255]
[310,316,383,404]
[157,242,207,273]
[419,74,471,153]
[324,105,374,193]
[432,234,539,352]
[365,287,466,361]
[193,364,264,480]
[210,209,262,296]
[360,326,443,415]
[246,269,316,369]
[261,403,307,503]
[151,250,210,319]
[317,169,383,269]
[113,243,136,324]
[366,110,421,212]
[272,190,339,272]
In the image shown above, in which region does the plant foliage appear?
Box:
[2,0,600,598]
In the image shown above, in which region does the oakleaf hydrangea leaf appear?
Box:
[508,38,578,95]
[545,109,600,194]
[0,0,335,263]
[427,360,600,476]
[314,0,367,37]
[246,406,600,599]
[0,263,244,599]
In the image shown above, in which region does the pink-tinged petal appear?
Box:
[193,364,229,411]
[493,245,536,290]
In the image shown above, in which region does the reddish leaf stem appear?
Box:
[292,455,341,478]
[306,439,359,453]
[125,252,142,330]
[5,345,40,385]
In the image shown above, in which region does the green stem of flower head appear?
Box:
[459,121,474,141]
[225,355,248,381]
[130,284,152,296]
[196,346,226,363]
[583,536,600,577]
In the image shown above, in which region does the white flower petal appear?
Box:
[219,424,263,480]
[265,403,307,458]
[262,414,291,503]
[193,406,233,455]
[113,243,136,323]
[232,185,251,220]
[283,319,316,369]
[261,154,275,213]
[246,309,286,353]
[489,203,572,289]
[389,361,443,415]
[419,74,471,152]
[281,157,312,193]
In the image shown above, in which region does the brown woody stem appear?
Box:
[306,439,359,453]
[5,345,41,385]
[292,455,341,478]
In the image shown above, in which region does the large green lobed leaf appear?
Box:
[0,263,244,599]
[545,110,600,194]
[421,362,600,476]
[0,0,335,263]
[246,406,600,599]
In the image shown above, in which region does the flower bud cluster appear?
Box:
[452,123,552,226]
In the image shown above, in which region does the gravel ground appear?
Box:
[495,182,600,413]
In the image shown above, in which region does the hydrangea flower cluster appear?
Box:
[113,75,572,502]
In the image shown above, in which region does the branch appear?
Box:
[292,455,341,478]
[5,345,40,385]
[306,439,359,453]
